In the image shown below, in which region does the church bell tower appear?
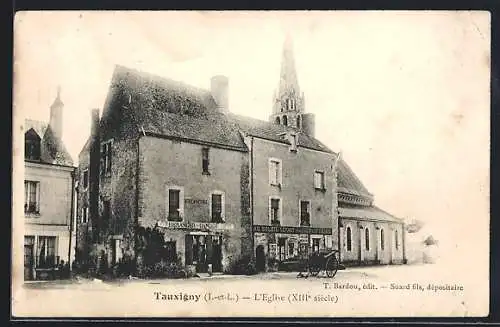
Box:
[270,34,315,137]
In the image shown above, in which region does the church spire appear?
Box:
[278,33,300,97]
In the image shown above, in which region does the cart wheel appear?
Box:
[326,256,339,278]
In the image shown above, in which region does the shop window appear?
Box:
[314,171,325,190]
[210,192,225,223]
[395,229,399,250]
[165,241,176,262]
[24,181,40,215]
[278,238,286,261]
[300,200,311,226]
[269,158,282,186]
[380,228,385,250]
[269,197,281,225]
[346,226,352,251]
[202,147,210,175]
[166,187,184,221]
[38,236,57,268]
[288,242,295,257]
[365,228,370,251]
[312,238,320,253]
[25,129,41,161]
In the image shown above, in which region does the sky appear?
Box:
[13,11,490,259]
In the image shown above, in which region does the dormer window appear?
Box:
[25,129,41,161]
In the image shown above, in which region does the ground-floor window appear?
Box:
[37,236,57,268]
[165,241,176,262]
[312,238,320,253]
[278,238,286,261]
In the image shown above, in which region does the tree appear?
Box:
[406,219,424,233]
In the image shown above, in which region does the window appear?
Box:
[346,226,352,251]
[269,158,282,186]
[278,238,286,261]
[202,147,210,174]
[395,229,399,250]
[380,229,385,250]
[269,197,281,225]
[314,171,325,190]
[210,191,225,223]
[25,129,41,161]
[365,228,370,251]
[275,116,281,125]
[288,242,295,257]
[166,187,184,221]
[283,115,288,126]
[312,238,320,253]
[300,200,311,226]
[296,115,301,128]
[82,169,89,189]
[24,181,40,214]
[101,140,112,175]
[289,133,297,152]
[38,236,57,268]
[81,207,89,223]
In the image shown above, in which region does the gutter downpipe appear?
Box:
[402,223,407,264]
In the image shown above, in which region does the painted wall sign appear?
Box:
[185,199,208,205]
[253,225,332,235]
[157,220,234,231]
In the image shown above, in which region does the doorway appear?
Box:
[210,236,223,273]
[255,245,265,272]
[24,236,35,281]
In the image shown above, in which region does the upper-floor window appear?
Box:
[25,129,41,161]
[269,158,282,187]
[365,228,370,251]
[299,200,311,227]
[82,169,89,189]
[166,186,184,222]
[283,115,288,126]
[202,147,210,175]
[346,226,352,251]
[101,140,113,175]
[210,191,225,223]
[269,197,281,226]
[314,171,325,190]
[81,206,89,224]
[24,180,40,215]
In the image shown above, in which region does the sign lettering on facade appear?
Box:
[157,220,234,231]
[252,225,332,235]
[185,199,208,205]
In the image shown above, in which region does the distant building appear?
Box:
[24,88,76,280]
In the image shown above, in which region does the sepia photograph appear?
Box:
[11,10,490,318]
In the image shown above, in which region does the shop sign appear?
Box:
[185,198,208,205]
[253,225,332,235]
[157,220,234,231]
[299,234,309,243]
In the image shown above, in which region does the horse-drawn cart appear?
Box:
[297,250,340,278]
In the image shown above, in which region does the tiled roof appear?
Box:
[339,205,403,223]
[337,158,372,197]
[25,119,74,166]
[227,113,335,154]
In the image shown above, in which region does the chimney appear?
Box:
[210,75,229,113]
[49,86,64,139]
[301,113,316,138]
[90,109,100,139]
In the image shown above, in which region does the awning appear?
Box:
[338,206,403,223]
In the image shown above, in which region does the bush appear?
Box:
[267,257,280,272]
[226,255,257,275]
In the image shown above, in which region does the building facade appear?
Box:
[23,89,76,280]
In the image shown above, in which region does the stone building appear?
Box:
[23,89,76,280]
[75,67,252,273]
